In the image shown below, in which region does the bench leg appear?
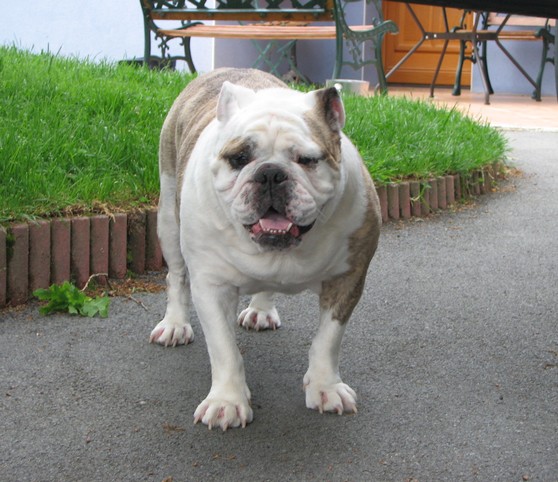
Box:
[374,38,389,95]
[533,37,548,101]
[250,39,309,83]
[180,37,197,74]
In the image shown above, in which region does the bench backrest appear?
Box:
[487,12,555,28]
[141,0,336,23]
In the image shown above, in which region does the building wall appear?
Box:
[0,0,215,73]
[0,0,554,95]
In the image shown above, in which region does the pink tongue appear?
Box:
[259,212,293,233]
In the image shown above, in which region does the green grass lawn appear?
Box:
[0,46,508,224]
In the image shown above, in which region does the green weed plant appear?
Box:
[34,281,110,318]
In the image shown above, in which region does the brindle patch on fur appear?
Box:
[219,137,254,170]
[319,163,381,324]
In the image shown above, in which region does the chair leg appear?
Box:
[479,40,494,95]
[552,29,557,102]
[473,40,491,104]
[533,37,549,101]
[430,39,449,98]
[452,40,466,96]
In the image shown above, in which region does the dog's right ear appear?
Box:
[217,81,257,124]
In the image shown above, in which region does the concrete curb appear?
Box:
[0,163,505,308]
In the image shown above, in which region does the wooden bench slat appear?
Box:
[477,29,547,40]
[159,24,375,40]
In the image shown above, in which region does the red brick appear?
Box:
[429,178,438,211]
[471,171,481,196]
[454,174,462,200]
[410,181,422,218]
[29,220,51,293]
[7,224,29,306]
[51,218,71,285]
[398,182,411,220]
[90,215,109,285]
[109,214,128,279]
[421,183,431,216]
[71,217,90,289]
[437,177,447,210]
[145,209,163,272]
[387,183,400,221]
[0,227,6,308]
[127,212,146,275]
[445,175,455,205]
[479,170,487,195]
[376,185,388,223]
[482,167,493,194]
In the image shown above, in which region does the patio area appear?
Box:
[388,85,558,131]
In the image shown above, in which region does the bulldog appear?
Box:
[150,68,381,430]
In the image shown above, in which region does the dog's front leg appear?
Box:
[303,267,370,415]
[191,281,253,430]
[303,309,357,415]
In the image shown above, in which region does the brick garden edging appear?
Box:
[0,208,162,308]
[0,163,505,308]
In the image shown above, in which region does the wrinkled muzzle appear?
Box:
[244,164,314,250]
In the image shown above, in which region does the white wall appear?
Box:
[0,0,214,73]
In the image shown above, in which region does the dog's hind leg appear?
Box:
[237,291,282,331]
[149,173,194,347]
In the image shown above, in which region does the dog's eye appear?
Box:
[228,151,251,170]
[297,155,319,166]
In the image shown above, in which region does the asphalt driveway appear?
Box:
[1,130,557,481]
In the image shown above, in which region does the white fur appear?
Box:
[303,309,357,414]
[237,292,281,331]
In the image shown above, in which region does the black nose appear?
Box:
[254,165,288,185]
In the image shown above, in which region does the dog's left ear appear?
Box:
[217,81,257,124]
[309,87,346,131]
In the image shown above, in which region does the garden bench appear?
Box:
[451,12,555,101]
[139,0,398,88]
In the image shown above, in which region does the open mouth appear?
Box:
[245,209,314,248]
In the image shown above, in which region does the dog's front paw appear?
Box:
[193,392,253,431]
[237,306,281,331]
[303,378,357,415]
[149,317,194,347]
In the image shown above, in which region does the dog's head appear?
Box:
[210,82,346,250]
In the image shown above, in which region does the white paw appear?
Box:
[237,306,281,331]
[303,379,357,415]
[149,317,194,347]
[193,391,253,431]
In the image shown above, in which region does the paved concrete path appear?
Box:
[1,130,557,481]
